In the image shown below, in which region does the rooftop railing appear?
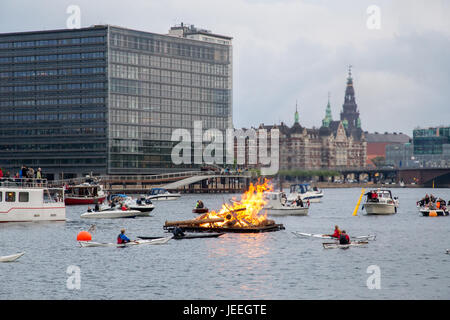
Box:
[0,177,49,188]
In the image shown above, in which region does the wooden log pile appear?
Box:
[163,206,284,233]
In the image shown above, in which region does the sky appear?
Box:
[1,0,449,137]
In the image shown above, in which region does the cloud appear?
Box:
[1,0,449,136]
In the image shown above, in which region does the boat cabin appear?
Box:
[65,184,101,197]
[290,184,314,194]
[148,188,170,196]
[365,189,396,202]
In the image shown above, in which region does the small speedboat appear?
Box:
[362,189,399,215]
[0,252,25,262]
[80,208,140,219]
[263,192,309,216]
[287,183,323,203]
[146,188,181,201]
[125,197,155,214]
[79,237,171,247]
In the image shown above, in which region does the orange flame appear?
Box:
[196,178,274,228]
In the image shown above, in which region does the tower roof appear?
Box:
[322,92,333,127]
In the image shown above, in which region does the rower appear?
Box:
[326,225,341,238]
[117,229,131,244]
[339,230,350,245]
[172,226,185,238]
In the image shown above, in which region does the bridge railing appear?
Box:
[48,170,255,187]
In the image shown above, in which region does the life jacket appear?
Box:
[339,234,350,244]
[117,235,124,244]
[332,229,341,238]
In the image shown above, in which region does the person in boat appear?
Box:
[196,200,204,209]
[326,225,341,238]
[280,192,287,205]
[87,206,92,212]
[94,203,100,212]
[295,196,303,207]
[371,191,379,202]
[339,230,351,245]
[172,226,185,238]
[117,229,131,244]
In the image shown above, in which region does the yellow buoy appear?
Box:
[353,188,365,216]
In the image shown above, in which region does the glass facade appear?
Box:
[107,26,232,174]
[0,25,232,177]
[0,26,108,179]
[413,126,450,155]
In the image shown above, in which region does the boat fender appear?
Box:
[429,210,437,217]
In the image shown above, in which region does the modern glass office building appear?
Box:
[0,24,232,178]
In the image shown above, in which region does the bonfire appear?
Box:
[164,179,284,233]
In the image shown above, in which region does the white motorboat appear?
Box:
[287,184,323,203]
[263,191,309,216]
[106,194,154,216]
[79,237,171,247]
[416,197,448,216]
[0,252,25,262]
[125,196,155,214]
[0,178,66,222]
[80,207,140,219]
[362,189,399,215]
[146,188,181,201]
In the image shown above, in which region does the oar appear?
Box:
[352,188,365,216]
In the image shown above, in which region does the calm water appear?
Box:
[1,188,449,300]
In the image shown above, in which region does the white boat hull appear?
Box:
[265,207,308,216]
[79,237,171,247]
[128,205,155,214]
[147,194,180,201]
[0,252,25,262]
[80,209,140,219]
[364,203,397,215]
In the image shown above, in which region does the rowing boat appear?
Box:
[322,241,369,249]
[138,233,225,240]
[0,252,25,262]
[79,237,171,247]
[292,231,376,241]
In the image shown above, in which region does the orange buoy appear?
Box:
[429,211,438,217]
[77,231,92,241]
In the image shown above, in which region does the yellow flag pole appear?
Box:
[353,188,365,216]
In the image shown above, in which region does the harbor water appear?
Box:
[1,188,449,299]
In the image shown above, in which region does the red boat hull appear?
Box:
[64,197,106,205]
